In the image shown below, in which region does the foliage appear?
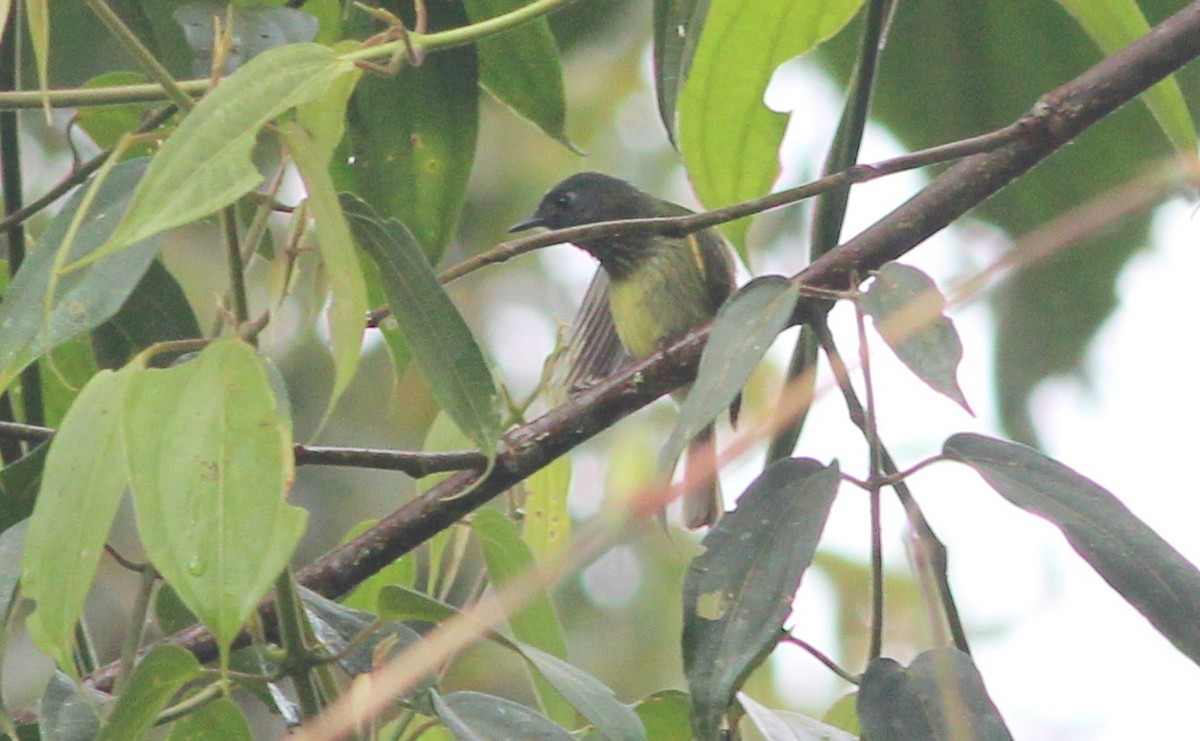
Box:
[0,0,1196,738]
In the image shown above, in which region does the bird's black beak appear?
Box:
[508,215,545,233]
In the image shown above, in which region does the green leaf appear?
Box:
[0,442,48,535]
[340,519,416,613]
[1055,0,1196,151]
[521,455,571,565]
[75,72,156,154]
[25,0,48,110]
[471,509,572,727]
[174,3,320,76]
[39,337,101,428]
[300,586,430,684]
[858,650,1012,741]
[124,338,307,656]
[155,584,198,636]
[432,690,575,741]
[662,276,799,474]
[38,671,110,741]
[344,195,500,456]
[464,0,570,146]
[512,643,645,741]
[678,0,862,249]
[378,584,457,624]
[280,121,369,420]
[944,433,1200,666]
[96,646,201,741]
[629,690,692,741]
[859,263,971,412]
[333,2,477,262]
[165,698,253,741]
[87,43,356,265]
[653,0,710,145]
[683,458,840,740]
[0,521,29,621]
[738,692,857,741]
[23,367,135,672]
[0,158,160,395]
[91,260,201,370]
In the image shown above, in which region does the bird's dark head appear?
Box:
[509,172,652,233]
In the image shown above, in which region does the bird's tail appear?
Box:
[683,423,722,529]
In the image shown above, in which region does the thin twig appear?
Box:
[781,633,860,685]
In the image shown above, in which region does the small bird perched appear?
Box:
[510,172,738,528]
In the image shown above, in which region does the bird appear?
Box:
[510,172,738,528]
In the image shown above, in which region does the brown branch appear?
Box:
[76,0,1200,692]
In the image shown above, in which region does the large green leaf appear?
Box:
[521,454,571,566]
[683,458,840,740]
[0,442,48,536]
[86,43,356,265]
[471,508,572,728]
[334,2,477,262]
[465,0,569,146]
[164,698,253,741]
[857,650,1012,740]
[433,690,575,741]
[124,338,307,656]
[96,646,201,741]
[944,433,1200,666]
[23,367,135,672]
[678,0,863,250]
[0,158,159,395]
[344,194,500,455]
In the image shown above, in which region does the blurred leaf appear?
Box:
[1055,0,1196,151]
[822,693,860,735]
[174,3,320,76]
[89,44,356,264]
[630,690,692,741]
[858,650,1012,741]
[0,158,159,395]
[465,0,570,146]
[124,338,307,656]
[96,646,201,741]
[511,643,645,741]
[662,276,799,474]
[0,441,48,535]
[92,260,201,370]
[471,508,573,727]
[521,454,571,565]
[23,367,135,672]
[818,0,1180,442]
[280,121,368,421]
[38,671,110,741]
[432,690,575,741]
[945,432,1200,666]
[378,584,456,623]
[683,458,840,741]
[653,0,709,145]
[344,195,500,456]
[860,263,971,412]
[164,697,253,741]
[679,0,862,249]
[75,72,155,154]
[155,584,199,636]
[334,2,477,261]
[738,692,856,740]
[341,519,417,612]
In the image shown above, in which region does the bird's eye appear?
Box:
[554,192,576,209]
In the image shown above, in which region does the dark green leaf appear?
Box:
[662,276,799,474]
[683,458,840,740]
[678,0,862,249]
[96,646,201,741]
[92,260,200,369]
[75,72,156,154]
[858,650,1012,741]
[155,584,198,636]
[432,690,576,741]
[23,368,135,671]
[164,698,253,741]
[464,0,570,146]
[0,443,48,536]
[0,158,159,395]
[344,194,500,456]
[334,2,477,262]
[738,692,856,740]
[860,263,971,412]
[652,0,709,144]
[38,671,111,741]
[378,584,457,624]
[299,586,428,682]
[944,433,1200,666]
[630,690,692,741]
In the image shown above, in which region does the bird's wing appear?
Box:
[548,268,631,399]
